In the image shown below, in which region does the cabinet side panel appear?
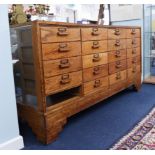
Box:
[32,22,46,112]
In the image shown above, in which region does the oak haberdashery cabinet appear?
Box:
[11,21,141,144]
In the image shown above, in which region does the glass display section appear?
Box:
[143,5,155,83]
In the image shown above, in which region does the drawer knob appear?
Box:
[115,39,120,46]
[93,66,100,75]
[93,53,101,62]
[131,28,136,34]
[59,43,69,52]
[132,48,137,54]
[132,39,136,45]
[60,74,71,84]
[92,28,99,36]
[132,66,136,73]
[57,27,68,36]
[116,72,121,80]
[132,58,137,64]
[94,79,101,88]
[59,59,70,68]
[115,61,122,68]
[115,28,120,35]
[92,41,100,49]
[115,50,121,57]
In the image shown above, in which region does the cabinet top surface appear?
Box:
[10,20,141,29]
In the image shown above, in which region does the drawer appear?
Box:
[127,65,141,78]
[108,28,126,39]
[81,27,107,41]
[44,71,82,95]
[43,56,82,78]
[109,80,126,96]
[83,76,109,95]
[127,47,141,58]
[82,52,108,69]
[82,40,107,55]
[127,56,141,68]
[126,38,141,48]
[109,59,127,75]
[109,70,127,85]
[42,42,81,60]
[126,28,140,38]
[40,27,80,43]
[108,49,126,63]
[83,64,108,82]
[108,39,126,51]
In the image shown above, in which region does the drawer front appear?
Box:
[108,39,126,51]
[126,28,140,38]
[83,76,109,95]
[108,28,126,39]
[109,80,126,96]
[109,59,127,75]
[127,47,141,58]
[109,70,127,85]
[40,27,80,43]
[43,56,82,78]
[127,56,141,68]
[45,71,82,95]
[82,52,108,69]
[81,28,107,41]
[108,49,126,63]
[126,38,141,48]
[42,42,81,60]
[83,64,108,82]
[82,40,107,55]
[128,65,141,78]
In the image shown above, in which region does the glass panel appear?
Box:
[143,4,155,83]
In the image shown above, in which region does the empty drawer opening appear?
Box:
[46,86,81,107]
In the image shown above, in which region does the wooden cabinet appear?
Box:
[12,21,141,144]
